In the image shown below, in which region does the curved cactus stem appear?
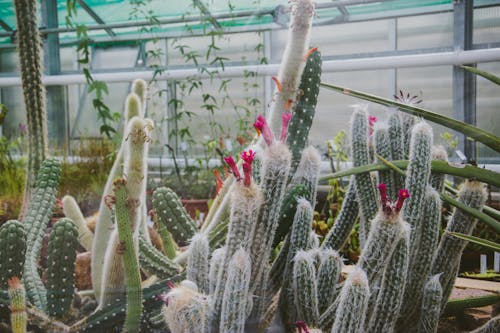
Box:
[0,220,26,289]
[62,195,94,251]
[139,236,181,278]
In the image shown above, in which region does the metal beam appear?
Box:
[76,0,116,37]
[453,0,476,160]
[0,19,13,32]
[192,0,222,30]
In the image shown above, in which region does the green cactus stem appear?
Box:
[417,274,442,333]
[366,225,410,333]
[62,195,94,251]
[316,248,342,314]
[112,178,143,333]
[23,157,61,311]
[139,236,181,279]
[220,248,252,333]
[162,281,210,333]
[46,218,78,319]
[331,267,370,333]
[92,90,145,301]
[431,179,487,310]
[388,112,405,193]
[430,146,448,193]
[357,185,409,286]
[374,125,395,199]
[398,187,441,327]
[7,277,27,333]
[268,0,314,134]
[350,107,378,245]
[292,250,319,327]
[152,187,198,246]
[13,0,48,209]
[289,146,321,207]
[156,222,177,259]
[321,177,359,250]
[0,220,26,289]
[286,49,322,176]
[273,184,309,248]
[187,234,210,294]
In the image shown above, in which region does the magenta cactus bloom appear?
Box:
[240,149,256,164]
[294,321,310,333]
[253,115,274,146]
[240,149,256,187]
[280,112,293,142]
[378,183,410,215]
[224,155,241,181]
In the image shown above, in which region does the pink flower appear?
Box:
[224,155,241,181]
[280,112,292,142]
[378,183,390,214]
[378,183,410,215]
[395,189,410,212]
[253,115,274,146]
[240,149,256,164]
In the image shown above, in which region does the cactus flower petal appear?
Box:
[224,155,241,181]
[280,112,293,142]
[254,115,274,146]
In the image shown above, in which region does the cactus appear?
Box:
[289,146,321,207]
[316,248,342,314]
[268,0,314,134]
[138,236,182,278]
[152,187,198,245]
[366,225,410,333]
[209,246,226,295]
[357,186,409,286]
[187,233,210,294]
[287,49,322,176]
[220,248,252,333]
[331,267,370,333]
[13,0,47,208]
[470,315,500,333]
[388,112,405,193]
[62,195,94,251]
[273,184,309,248]
[431,179,487,310]
[92,90,145,302]
[398,187,441,327]
[46,218,79,319]
[162,281,210,333]
[321,177,359,250]
[292,250,319,327]
[350,107,378,245]
[430,146,448,193]
[417,274,442,333]
[23,157,61,311]
[7,277,27,333]
[0,220,26,289]
[111,178,143,332]
[131,79,147,108]
[373,125,394,199]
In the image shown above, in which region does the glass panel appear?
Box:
[474,6,500,44]
[397,13,452,50]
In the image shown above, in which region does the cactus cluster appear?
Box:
[1,0,495,332]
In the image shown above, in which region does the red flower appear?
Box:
[224,155,241,181]
[280,112,293,142]
[253,115,274,146]
[240,149,256,164]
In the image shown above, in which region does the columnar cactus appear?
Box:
[187,233,210,294]
[470,315,500,333]
[268,0,314,134]
[286,49,322,176]
[373,125,395,198]
[292,250,319,327]
[62,195,94,251]
[366,226,410,333]
[92,90,145,301]
[430,145,448,193]
[138,236,181,278]
[7,277,27,333]
[45,218,79,319]
[357,185,409,285]
[431,179,487,310]
[152,187,198,246]
[220,248,252,333]
[13,0,47,206]
[331,267,370,333]
[316,249,342,314]
[131,79,147,108]
[23,157,61,311]
[0,220,26,289]
[111,178,143,332]
[209,246,226,295]
[350,107,378,244]
[289,146,321,207]
[417,274,442,333]
[388,112,405,193]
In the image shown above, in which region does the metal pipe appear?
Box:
[1,48,500,87]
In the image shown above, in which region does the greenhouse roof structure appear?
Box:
[1,0,500,47]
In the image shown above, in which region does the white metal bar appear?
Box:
[1,48,500,87]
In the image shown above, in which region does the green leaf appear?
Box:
[320,82,500,153]
[447,232,500,251]
[461,66,500,86]
[444,295,500,315]
[321,159,500,188]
